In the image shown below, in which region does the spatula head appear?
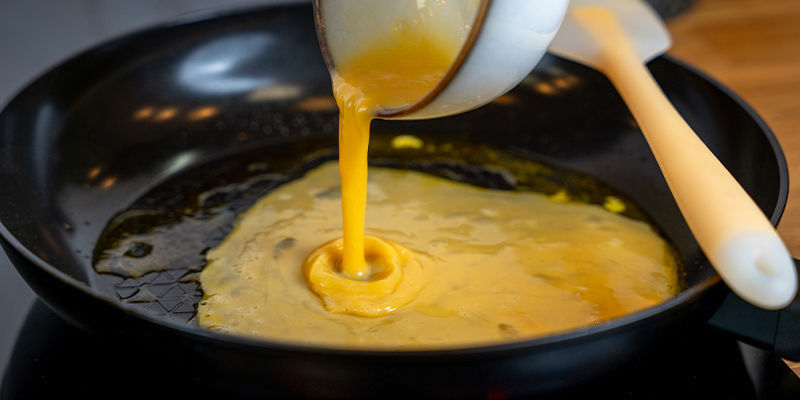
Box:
[549,0,672,68]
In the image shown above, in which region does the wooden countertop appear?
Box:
[666,0,800,377]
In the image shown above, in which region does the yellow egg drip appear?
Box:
[304,30,454,315]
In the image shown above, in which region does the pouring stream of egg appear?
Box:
[302,27,457,314]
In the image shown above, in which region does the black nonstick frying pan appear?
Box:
[0,3,798,398]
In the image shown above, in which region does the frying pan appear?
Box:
[0,3,798,398]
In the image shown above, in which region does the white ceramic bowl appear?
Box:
[314,0,570,120]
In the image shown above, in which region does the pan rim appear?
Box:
[0,3,789,357]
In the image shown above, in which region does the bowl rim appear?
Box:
[313,0,494,119]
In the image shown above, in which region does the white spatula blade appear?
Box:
[549,0,672,68]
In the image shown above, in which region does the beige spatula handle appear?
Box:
[572,8,797,309]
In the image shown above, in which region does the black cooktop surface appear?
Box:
[1,299,798,399]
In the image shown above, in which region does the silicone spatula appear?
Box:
[548,0,797,309]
